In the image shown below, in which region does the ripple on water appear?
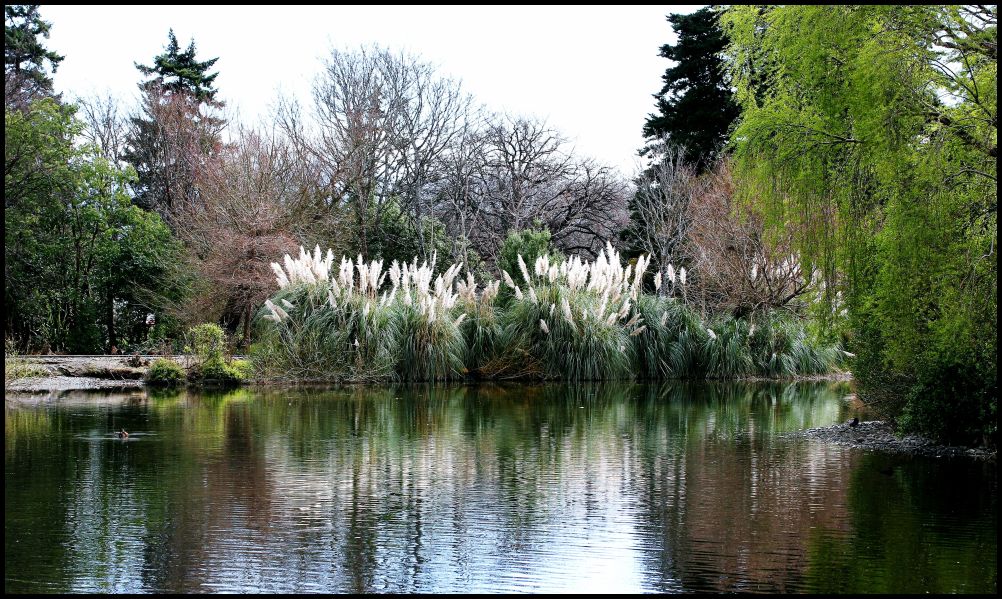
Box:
[4,383,996,594]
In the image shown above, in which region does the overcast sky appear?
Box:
[39,5,702,175]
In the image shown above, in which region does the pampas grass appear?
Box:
[253,245,845,382]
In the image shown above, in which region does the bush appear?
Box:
[182,323,247,386]
[145,358,186,387]
[230,359,254,380]
[898,358,996,447]
[188,323,227,367]
[190,360,245,385]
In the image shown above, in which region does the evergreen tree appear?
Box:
[123,29,224,217]
[642,7,739,172]
[134,28,219,102]
[4,4,63,107]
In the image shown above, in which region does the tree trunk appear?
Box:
[106,289,117,353]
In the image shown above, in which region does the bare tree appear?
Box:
[280,46,474,259]
[687,160,813,317]
[278,47,628,271]
[178,126,304,345]
[460,115,629,265]
[626,143,699,295]
[432,126,489,268]
[388,54,474,256]
[76,92,128,162]
[545,158,630,256]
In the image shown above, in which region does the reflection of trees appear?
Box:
[804,453,997,594]
[628,382,857,592]
[5,381,994,593]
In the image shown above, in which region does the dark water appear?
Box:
[5,383,996,594]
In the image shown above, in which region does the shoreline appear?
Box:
[781,420,996,461]
[7,361,993,461]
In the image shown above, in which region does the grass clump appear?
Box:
[5,338,46,386]
[253,245,846,383]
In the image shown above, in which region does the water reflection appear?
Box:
[5,382,996,593]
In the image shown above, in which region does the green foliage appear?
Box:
[5,99,185,353]
[633,294,708,378]
[722,5,997,444]
[501,283,633,381]
[251,284,399,382]
[498,227,556,280]
[253,250,844,383]
[4,5,63,101]
[394,302,466,382]
[184,323,245,385]
[187,323,226,366]
[496,227,560,306]
[898,358,997,447]
[191,360,245,385]
[145,358,185,387]
[364,196,453,268]
[642,6,740,171]
[457,293,502,377]
[229,359,254,380]
[135,28,219,102]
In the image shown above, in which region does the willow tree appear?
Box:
[722,5,996,444]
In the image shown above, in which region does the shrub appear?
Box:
[230,359,254,380]
[182,323,246,386]
[145,358,186,387]
[190,360,245,385]
[188,323,227,367]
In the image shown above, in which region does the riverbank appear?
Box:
[782,420,996,461]
[5,355,148,393]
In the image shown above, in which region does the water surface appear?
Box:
[5,382,996,593]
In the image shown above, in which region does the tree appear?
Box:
[642,7,739,171]
[123,29,224,218]
[686,160,812,318]
[461,115,629,266]
[135,28,219,102]
[77,92,128,163]
[4,4,63,108]
[624,143,698,296]
[280,46,472,260]
[723,5,997,444]
[179,127,305,346]
[5,99,183,352]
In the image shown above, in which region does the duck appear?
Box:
[117,429,129,439]
[849,417,859,428]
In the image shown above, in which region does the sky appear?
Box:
[39,5,702,175]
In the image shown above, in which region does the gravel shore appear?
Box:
[781,420,995,460]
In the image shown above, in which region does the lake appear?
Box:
[5,382,996,593]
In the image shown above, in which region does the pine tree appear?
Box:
[135,28,220,102]
[123,29,224,217]
[4,4,63,107]
[642,7,739,172]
